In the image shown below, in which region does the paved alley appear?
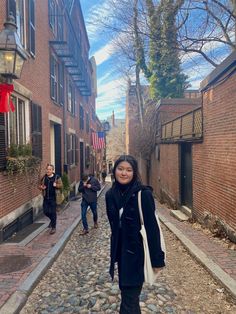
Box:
[19,186,236,314]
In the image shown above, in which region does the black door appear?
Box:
[54,124,62,175]
[181,143,193,208]
[80,142,84,178]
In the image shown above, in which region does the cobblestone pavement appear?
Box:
[20,187,236,314]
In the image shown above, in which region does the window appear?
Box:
[50,54,58,101]
[50,55,65,106]
[31,103,42,158]
[58,63,64,105]
[79,105,84,130]
[7,95,30,146]
[85,145,90,168]
[49,0,64,40]
[68,83,72,112]
[67,80,75,115]
[28,0,35,56]
[49,0,56,32]
[7,0,35,54]
[86,112,89,133]
[7,0,25,47]
[67,133,78,166]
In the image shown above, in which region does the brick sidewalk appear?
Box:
[158,203,236,299]
[0,197,82,312]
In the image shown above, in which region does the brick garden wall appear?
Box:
[193,72,236,230]
[159,144,180,208]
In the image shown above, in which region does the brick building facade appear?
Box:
[0,0,100,241]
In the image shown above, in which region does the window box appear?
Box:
[6,144,40,175]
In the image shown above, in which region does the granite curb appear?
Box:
[0,184,106,314]
[158,212,236,301]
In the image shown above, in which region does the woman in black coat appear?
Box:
[105,155,165,314]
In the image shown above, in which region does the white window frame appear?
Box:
[7,94,30,146]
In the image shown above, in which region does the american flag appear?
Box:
[92,132,105,150]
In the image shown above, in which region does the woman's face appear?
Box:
[46,166,54,176]
[115,161,134,185]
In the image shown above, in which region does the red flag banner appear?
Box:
[0,84,15,113]
[92,132,105,150]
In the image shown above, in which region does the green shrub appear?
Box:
[61,173,70,197]
[8,144,19,157]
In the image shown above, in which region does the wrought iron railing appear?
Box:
[161,107,202,142]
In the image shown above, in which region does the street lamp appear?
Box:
[0,13,27,112]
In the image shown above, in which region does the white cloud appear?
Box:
[93,41,115,66]
[85,0,117,44]
[95,76,127,120]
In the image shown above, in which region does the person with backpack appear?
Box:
[78,173,101,235]
[39,164,63,234]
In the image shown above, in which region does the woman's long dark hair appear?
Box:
[112,155,142,184]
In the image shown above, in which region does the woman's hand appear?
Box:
[40,185,46,190]
[53,182,57,187]
[153,267,163,274]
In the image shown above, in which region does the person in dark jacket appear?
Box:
[78,173,101,235]
[39,164,63,235]
[105,155,165,314]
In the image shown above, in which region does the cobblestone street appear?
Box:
[20,187,236,314]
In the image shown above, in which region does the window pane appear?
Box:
[16,0,25,47]
[29,0,35,55]
[8,96,17,145]
[18,99,25,145]
[68,83,72,112]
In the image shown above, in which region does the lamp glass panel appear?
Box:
[15,53,24,77]
[0,50,15,74]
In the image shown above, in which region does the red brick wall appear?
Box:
[159,144,180,207]
[150,152,161,197]
[193,73,236,230]
[159,103,200,125]
[0,172,40,218]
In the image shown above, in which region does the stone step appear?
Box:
[181,205,192,218]
[170,209,189,222]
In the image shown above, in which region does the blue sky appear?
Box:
[80,1,231,121]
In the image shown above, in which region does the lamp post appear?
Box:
[0,13,27,112]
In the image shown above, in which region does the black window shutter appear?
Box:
[75,135,78,165]
[7,0,16,20]
[0,114,6,169]
[28,0,35,55]
[66,134,72,165]
[31,102,42,159]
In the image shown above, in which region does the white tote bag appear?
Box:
[138,190,166,285]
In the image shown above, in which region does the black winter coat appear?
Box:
[105,184,165,287]
[78,176,101,203]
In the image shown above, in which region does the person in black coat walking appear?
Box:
[105,155,165,314]
[78,173,101,235]
[39,164,63,234]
